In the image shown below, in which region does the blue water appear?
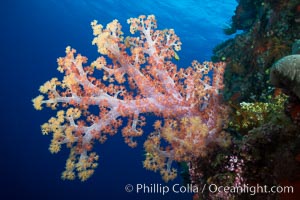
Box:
[1,0,237,199]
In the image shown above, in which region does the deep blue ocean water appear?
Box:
[1,0,237,199]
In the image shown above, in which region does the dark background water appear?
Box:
[0,0,236,199]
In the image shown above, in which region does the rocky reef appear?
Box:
[189,0,300,199]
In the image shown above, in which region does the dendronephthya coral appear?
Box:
[32,15,229,182]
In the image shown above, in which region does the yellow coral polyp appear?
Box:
[53,130,64,141]
[56,110,65,123]
[39,84,49,94]
[91,163,98,169]
[174,45,181,51]
[143,154,162,171]
[189,117,208,135]
[32,95,44,110]
[65,127,75,143]
[61,150,100,181]
[90,20,97,26]
[143,159,159,172]
[39,77,60,94]
[65,159,76,171]
[91,21,103,36]
[49,141,61,154]
[61,171,76,181]
[160,168,177,182]
[161,127,174,142]
[41,123,50,135]
[66,108,81,119]
[65,46,71,53]
[62,74,77,88]
[78,169,94,182]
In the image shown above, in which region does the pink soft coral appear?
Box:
[32,15,228,182]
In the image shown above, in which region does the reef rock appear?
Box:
[270,55,300,98]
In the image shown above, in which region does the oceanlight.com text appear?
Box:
[208,183,294,196]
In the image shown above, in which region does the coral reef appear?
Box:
[213,0,299,102]
[190,0,300,199]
